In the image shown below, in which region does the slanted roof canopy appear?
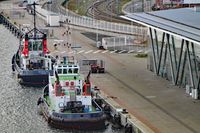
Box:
[122,8,200,45]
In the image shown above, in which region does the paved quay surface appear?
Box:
[2,2,200,133]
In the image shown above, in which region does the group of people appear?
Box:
[54,42,72,50]
[62,26,71,36]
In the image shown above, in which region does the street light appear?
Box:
[142,0,144,12]
[96,20,99,46]
[116,0,120,16]
[94,1,99,48]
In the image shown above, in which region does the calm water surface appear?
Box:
[0,25,121,133]
[0,25,65,133]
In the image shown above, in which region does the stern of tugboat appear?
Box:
[17,70,51,87]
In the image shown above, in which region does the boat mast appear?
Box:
[33,2,37,40]
[33,2,36,33]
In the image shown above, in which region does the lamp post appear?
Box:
[92,1,98,47]
[116,0,120,16]
[96,21,99,47]
[95,1,99,47]
[142,0,144,12]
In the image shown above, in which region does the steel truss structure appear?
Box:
[122,8,200,99]
[148,27,199,99]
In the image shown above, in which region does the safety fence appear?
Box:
[64,15,147,36]
[102,35,148,53]
[123,0,153,13]
[35,6,147,37]
[144,1,153,12]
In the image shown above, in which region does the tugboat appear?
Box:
[37,54,106,131]
[12,2,54,87]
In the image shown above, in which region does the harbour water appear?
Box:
[0,25,122,133]
[0,25,65,133]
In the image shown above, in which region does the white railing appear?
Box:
[102,35,148,53]
[62,15,147,36]
[123,0,153,14]
[144,1,153,12]
[35,5,147,36]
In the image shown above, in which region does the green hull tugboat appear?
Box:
[37,54,106,131]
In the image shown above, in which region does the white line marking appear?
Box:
[68,51,74,54]
[93,50,102,54]
[85,50,93,54]
[138,50,143,53]
[101,50,109,53]
[77,50,85,54]
[128,50,135,53]
[118,50,126,54]
[110,50,118,53]
[61,51,66,54]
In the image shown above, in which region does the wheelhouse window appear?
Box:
[20,45,24,51]
[28,40,43,51]
[57,69,62,74]
[68,68,72,73]
[38,41,43,50]
[63,69,67,74]
[28,41,32,51]
[74,68,78,73]
[33,41,38,51]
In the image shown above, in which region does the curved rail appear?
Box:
[86,0,131,24]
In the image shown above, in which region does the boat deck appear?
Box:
[44,96,98,113]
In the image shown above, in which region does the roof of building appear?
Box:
[122,8,200,44]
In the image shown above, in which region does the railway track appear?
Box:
[86,0,131,24]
